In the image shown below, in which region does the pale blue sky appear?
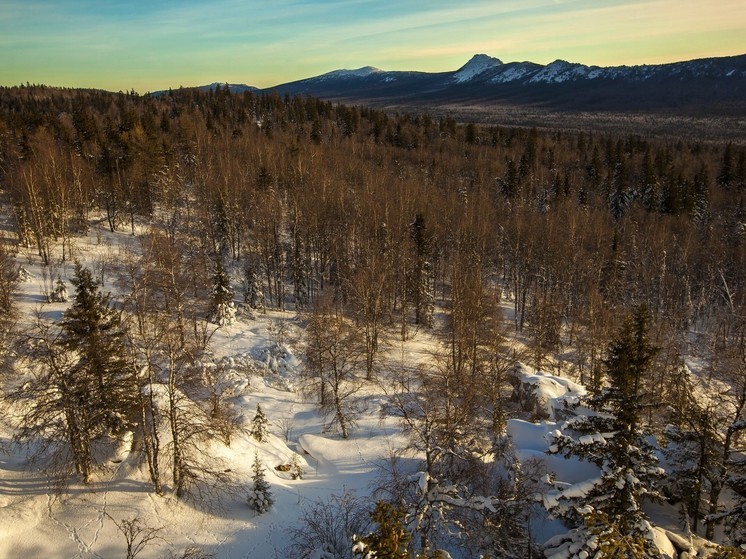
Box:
[1,0,744,92]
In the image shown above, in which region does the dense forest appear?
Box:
[1,84,746,558]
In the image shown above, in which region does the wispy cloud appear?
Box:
[1,0,743,91]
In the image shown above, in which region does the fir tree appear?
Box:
[662,365,720,534]
[546,305,663,557]
[243,257,265,312]
[248,452,274,513]
[251,404,270,443]
[587,511,653,559]
[16,262,136,483]
[723,434,746,546]
[209,257,236,326]
[60,262,136,435]
[290,452,304,480]
[291,228,310,310]
[0,243,18,367]
[51,276,68,302]
[353,501,411,559]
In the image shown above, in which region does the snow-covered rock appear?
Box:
[508,363,586,420]
[651,527,677,559]
[489,61,539,83]
[453,53,503,83]
[528,60,592,83]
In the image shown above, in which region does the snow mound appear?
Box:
[250,343,301,391]
[651,527,677,559]
[198,354,254,396]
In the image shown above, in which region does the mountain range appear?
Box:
[176,54,746,115]
[265,53,746,113]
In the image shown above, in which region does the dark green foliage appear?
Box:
[250,404,269,443]
[548,305,663,551]
[209,257,235,326]
[13,262,135,483]
[600,304,658,437]
[353,501,411,559]
[586,511,659,559]
[60,262,136,434]
[709,546,746,559]
[210,258,234,307]
[0,243,19,317]
[0,244,19,364]
[242,256,265,312]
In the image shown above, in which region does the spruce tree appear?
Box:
[243,257,264,312]
[547,305,663,556]
[722,432,746,545]
[51,276,68,302]
[60,262,135,435]
[248,452,274,513]
[663,365,720,535]
[353,501,411,559]
[15,262,136,482]
[0,243,19,362]
[290,452,304,480]
[209,257,236,326]
[251,404,270,443]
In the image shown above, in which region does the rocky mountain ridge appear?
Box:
[162,53,746,117]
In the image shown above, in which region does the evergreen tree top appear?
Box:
[61,262,119,344]
[598,304,659,434]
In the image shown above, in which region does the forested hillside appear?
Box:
[1,84,745,557]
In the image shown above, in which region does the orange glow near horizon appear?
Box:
[0,0,743,92]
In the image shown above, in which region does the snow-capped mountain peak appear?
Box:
[258,52,746,116]
[453,53,503,83]
[317,66,383,80]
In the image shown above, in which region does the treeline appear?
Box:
[1,84,746,554]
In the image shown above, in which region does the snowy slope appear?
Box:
[0,222,408,559]
[314,66,383,81]
[0,219,724,558]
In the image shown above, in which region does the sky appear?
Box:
[1,0,744,93]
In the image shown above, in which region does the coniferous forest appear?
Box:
[1,84,746,558]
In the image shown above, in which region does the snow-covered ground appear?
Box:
[0,219,715,558]
[0,221,432,558]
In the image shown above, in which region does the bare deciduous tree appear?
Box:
[106,513,163,559]
[303,298,364,439]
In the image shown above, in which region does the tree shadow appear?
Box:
[0,436,159,499]
[15,292,49,305]
[3,543,48,559]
